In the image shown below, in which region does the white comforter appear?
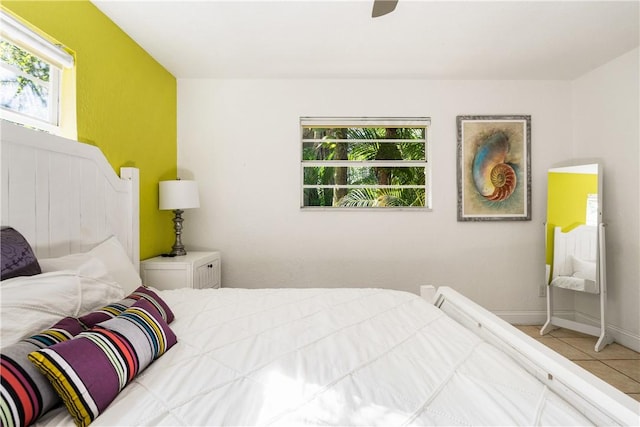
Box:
[38,287,592,426]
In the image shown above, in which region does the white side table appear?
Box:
[140,251,221,290]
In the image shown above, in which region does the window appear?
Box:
[301,117,431,209]
[0,10,74,135]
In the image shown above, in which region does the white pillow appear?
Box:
[39,252,110,280]
[88,236,141,295]
[1,272,79,346]
[39,236,141,295]
[571,256,597,281]
[0,270,123,346]
[38,251,127,313]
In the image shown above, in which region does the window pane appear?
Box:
[1,40,50,82]
[303,187,426,207]
[301,118,430,209]
[303,166,425,186]
[0,66,49,121]
[1,40,52,122]
[303,141,425,161]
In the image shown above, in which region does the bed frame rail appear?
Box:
[421,285,638,426]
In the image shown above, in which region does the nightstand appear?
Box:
[140,251,221,290]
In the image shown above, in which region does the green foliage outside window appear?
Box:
[0,40,50,120]
[302,126,428,208]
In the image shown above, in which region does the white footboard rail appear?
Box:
[422,286,639,426]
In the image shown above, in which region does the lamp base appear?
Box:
[169,246,187,256]
[170,209,188,256]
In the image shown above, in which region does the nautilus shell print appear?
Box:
[472,131,517,202]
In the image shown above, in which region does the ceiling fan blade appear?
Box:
[372,0,398,18]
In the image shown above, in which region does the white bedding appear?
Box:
[37,287,593,426]
[550,275,598,293]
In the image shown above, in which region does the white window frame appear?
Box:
[300,117,432,210]
[0,10,73,134]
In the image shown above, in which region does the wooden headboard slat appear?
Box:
[1,121,140,270]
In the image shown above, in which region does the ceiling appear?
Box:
[92,0,639,80]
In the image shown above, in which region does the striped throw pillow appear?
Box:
[0,317,85,427]
[79,286,174,327]
[28,299,177,427]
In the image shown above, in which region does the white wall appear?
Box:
[178,78,573,318]
[571,48,640,345]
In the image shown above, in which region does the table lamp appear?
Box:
[159,179,200,256]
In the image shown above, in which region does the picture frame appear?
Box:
[457,115,531,221]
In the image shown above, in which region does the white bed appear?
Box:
[1,121,638,426]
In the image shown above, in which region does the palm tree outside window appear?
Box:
[301,117,431,209]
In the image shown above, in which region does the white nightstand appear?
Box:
[140,251,221,290]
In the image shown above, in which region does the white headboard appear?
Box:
[552,224,597,278]
[1,121,139,270]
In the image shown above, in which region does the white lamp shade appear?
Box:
[159,180,200,210]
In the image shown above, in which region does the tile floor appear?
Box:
[515,325,640,402]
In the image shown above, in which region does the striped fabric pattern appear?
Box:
[79,286,174,328]
[24,318,82,348]
[130,287,174,323]
[0,317,84,427]
[28,299,177,427]
[78,300,134,328]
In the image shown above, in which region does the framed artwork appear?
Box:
[457,115,531,221]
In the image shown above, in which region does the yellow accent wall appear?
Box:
[4,1,177,259]
[546,172,598,268]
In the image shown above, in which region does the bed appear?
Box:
[1,121,638,426]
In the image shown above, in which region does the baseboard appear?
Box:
[492,310,640,352]
[575,312,640,353]
[493,310,569,325]
[609,325,640,352]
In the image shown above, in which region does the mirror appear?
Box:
[545,163,602,294]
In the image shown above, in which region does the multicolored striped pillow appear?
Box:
[28,299,177,427]
[79,285,174,327]
[0,317,85,427]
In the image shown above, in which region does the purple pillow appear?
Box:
[79,285,175,327]
[0,317,85,427]
[1,227,41,281]
[29,299,177,427]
